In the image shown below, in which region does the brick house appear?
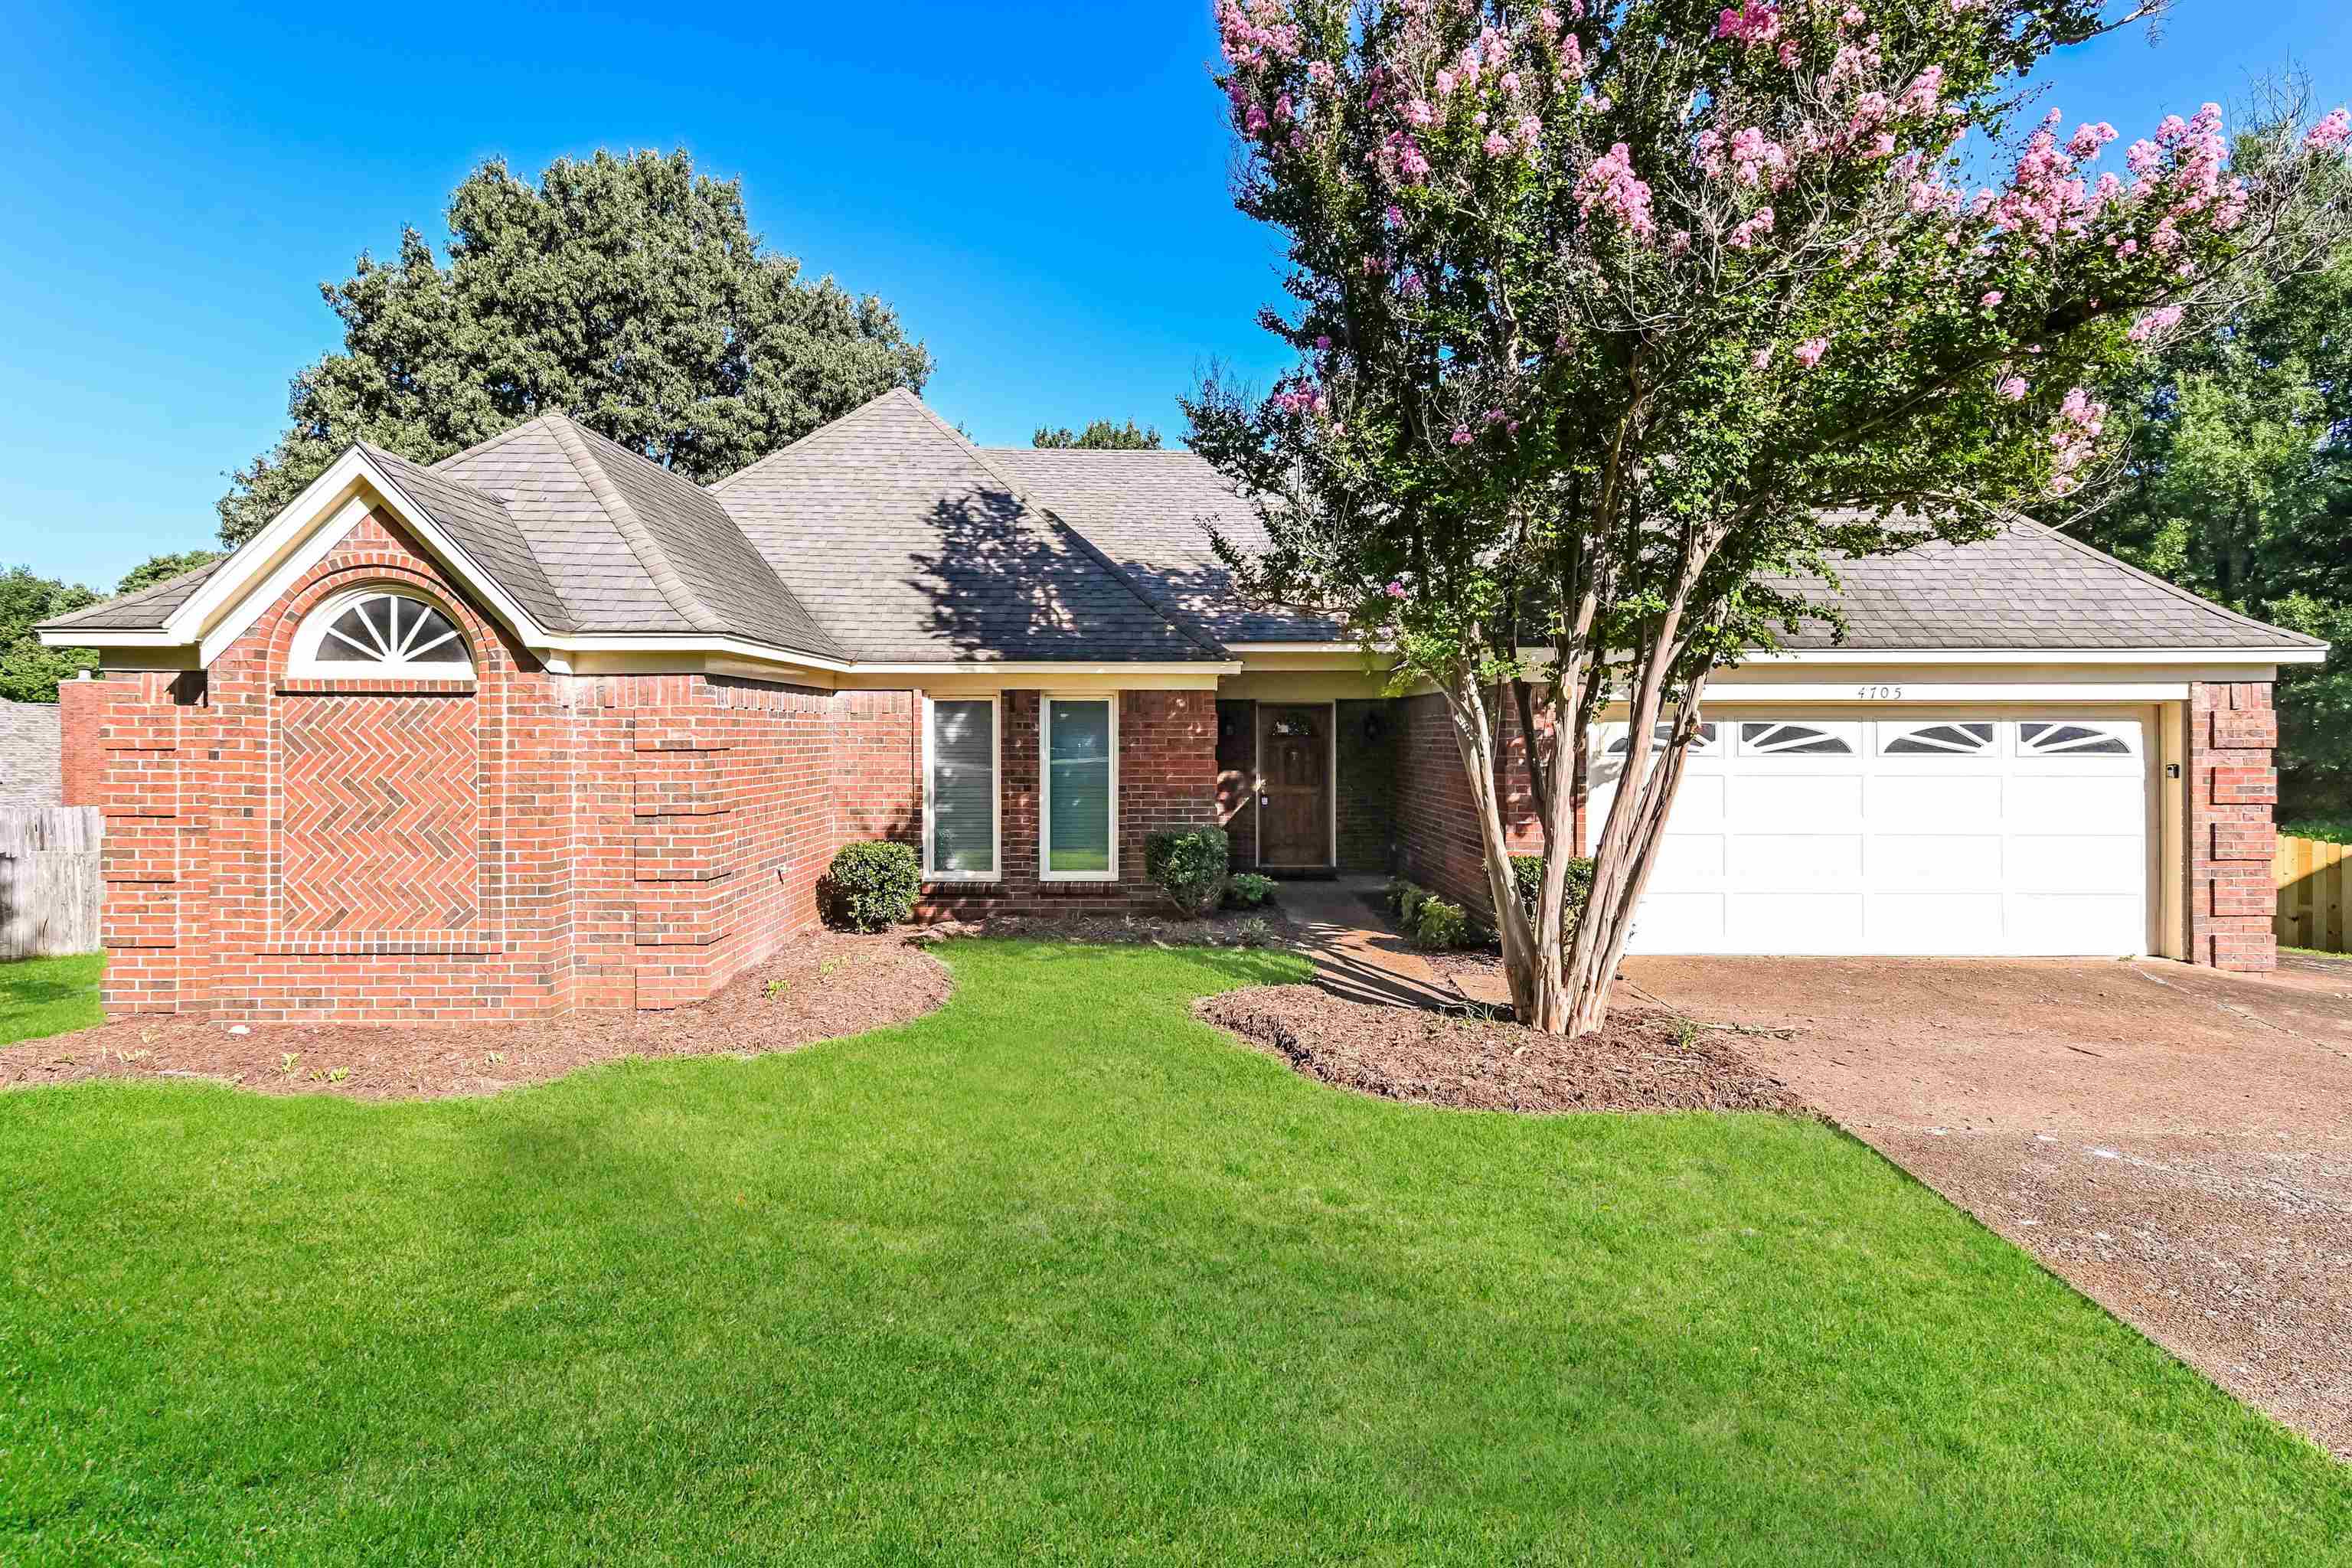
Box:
[39,389,2321,1021]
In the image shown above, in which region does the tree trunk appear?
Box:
[1439,670,1567,1031]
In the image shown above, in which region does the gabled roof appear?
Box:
[361,443,574,633]
[711,390,1226,663]
[983,446,1346,645]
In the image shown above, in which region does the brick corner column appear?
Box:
[56,673,103,806]
[2187,681,2278,972]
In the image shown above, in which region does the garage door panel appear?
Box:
[1611,716,2145,957]
[2007,833,2143,893]
[2007,774,2143,831]
[1730,773,1863,828]
[1628,892,1727,950]
[1726,893,1864,951]
[1871,834,2004,889]
[1869,774,2003,828]
[1731,833,1863,884]
[1866,892,2008,952]
[2006,893,2144,954]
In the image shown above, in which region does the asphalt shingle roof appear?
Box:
[38,397,2321,662]
[982,447,1346,645]
[711,390,1225,663]
[38,558,227,632]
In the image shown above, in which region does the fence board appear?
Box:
[0,805,104,959]
[2275,834,2352,955]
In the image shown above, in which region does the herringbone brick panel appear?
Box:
[279,695,479,934]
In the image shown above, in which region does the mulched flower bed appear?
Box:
[915,906,1298,949]
[0,930,950,1102]
[1196,984,1810,1115]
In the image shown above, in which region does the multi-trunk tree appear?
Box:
[1187,0,2350,1033]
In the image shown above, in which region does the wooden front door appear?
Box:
[1257,704,1330,867]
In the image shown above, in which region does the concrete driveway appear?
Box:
[1625,953,2352,1460]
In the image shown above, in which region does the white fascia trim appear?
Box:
[539,639,1242,679]
[1704,681,2190,701]
[1739,645,2324,666]
[193,449,547,655]
[539,634,851,673]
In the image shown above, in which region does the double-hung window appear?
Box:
[1041,694,1118,880]
[923,695,999,880]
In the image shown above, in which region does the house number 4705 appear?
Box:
[1855,684,1904,701]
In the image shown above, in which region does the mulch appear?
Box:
[0,930,951,1102]
[914,905,1299,949]
[1196,984,1811,1115]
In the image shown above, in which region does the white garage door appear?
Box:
[1586,717,2148,956]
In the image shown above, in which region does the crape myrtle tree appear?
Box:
[1184,0,2352,1034]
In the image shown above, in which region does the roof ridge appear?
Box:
[2023,516,2325,648]
[709,387,913,495]
[541,414,730,635]
[431,416,554,472]
[896,394,1232,659]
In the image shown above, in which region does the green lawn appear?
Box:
[1,942,2343,1565]
[0,952,105,1047]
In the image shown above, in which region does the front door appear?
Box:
[1258,704,1330,867]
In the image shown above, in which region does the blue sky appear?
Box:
[2,0,2347,590]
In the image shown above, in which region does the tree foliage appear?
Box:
[0,567,96,704]
[116,549,227,598]
[219,149,933,545]
[2080,240,2352,815]
[1032,419,1165,449]
[1189,0,2350,1031]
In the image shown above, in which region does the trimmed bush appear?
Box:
[1225,873,1278,910]
[1509,853,1596,937]
[1413,896,1470,949]
[1145,826,1231,916]
[827,841,920,931]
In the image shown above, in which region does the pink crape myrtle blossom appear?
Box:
[2126,304,2184,342]
[1449,425,1473,445]
[1714,1,1781,46]
[1384,580,1408,599]
[2046,387,2108,495]
[1575,143,1656,240]
[1979,290,2002,308]
[1726,204,1775,248]
[2309,107,2352,153]
[1793,337,1829,368]
[1996,375,2028,401]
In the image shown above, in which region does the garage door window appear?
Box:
[1739,721,1855,756]
[1604,721,1717,755]
[1880,722,1995,756]
[2018,721,2133,756]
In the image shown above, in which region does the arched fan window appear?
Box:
[1740,721,1856,756]
[1602,721,1717,755]
[291,590,472,678]
[2017,721,2132,756]
[1880,722,1994,756]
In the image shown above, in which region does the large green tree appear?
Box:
[0,568,96,704]
[1032,419,1164,449]
[219,149,932,545]
[2079,241,2352,816]
[1189,0,2349,1031]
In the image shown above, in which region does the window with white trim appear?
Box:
[289,590,472,678]
[1041,695,1119,880]
[923,696,1000,880]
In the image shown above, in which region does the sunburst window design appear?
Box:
[1881,722,1995,756]
[1602,721,1718,755]
[292,591,472,678]
[2017,721,2132,756]
[1739,721,1855,756]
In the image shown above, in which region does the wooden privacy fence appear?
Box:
[0,806,103,960]
[2275,834,2350,955]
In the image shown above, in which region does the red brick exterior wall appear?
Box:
[1391,691,1544,916]
[2187,681,2278,972]
[59,523,1220,1021]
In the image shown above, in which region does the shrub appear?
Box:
[1225,873,1278,909]
[1413,897,1470,949]
[1145,825,1231,916]
[1509,853,1596,938]
[1234,915,1277,948]
[826,841,919,930]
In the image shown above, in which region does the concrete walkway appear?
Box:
[1274,876,1470,1011]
